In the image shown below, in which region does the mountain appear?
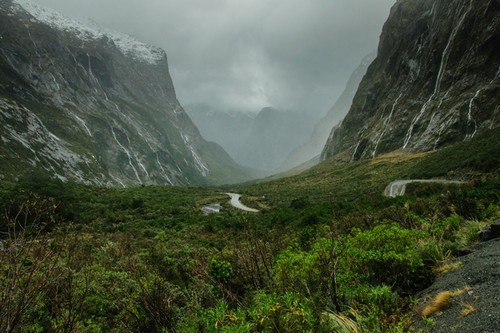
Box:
[186,104,315,173]
[0,0,254,186]
[279,51,375,171]
[184,103,254,164]
[234,107,315,172]
[322,0,499,162]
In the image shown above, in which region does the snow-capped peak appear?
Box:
[12,0,165,65]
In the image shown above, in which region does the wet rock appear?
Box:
[478,219,500,242]
[322,0,500,161]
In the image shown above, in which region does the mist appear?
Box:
[32,0,395,116]
[30,0,396,172]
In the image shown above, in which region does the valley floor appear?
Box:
[0,128,498,332]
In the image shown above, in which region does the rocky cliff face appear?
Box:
[0,0,252,186]
[322,0,499,161]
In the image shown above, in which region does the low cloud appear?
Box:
[34,0,395,115]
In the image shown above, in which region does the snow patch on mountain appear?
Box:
[12,0,164,65]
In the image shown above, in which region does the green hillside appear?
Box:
[0,128,498,332]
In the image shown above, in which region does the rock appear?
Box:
[414,239,500,332]
[282,51,376,171]
[322,0,500,161]
[478,219,500,242]
[0,0,253,186]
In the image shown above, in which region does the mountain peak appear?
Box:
[0,0,255,186]
[12,0,164,65]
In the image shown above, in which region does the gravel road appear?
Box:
[384,179,465,197]
[226,193,259,212]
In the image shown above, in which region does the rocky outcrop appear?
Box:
[0,0,252,186]
[322,0,500,162]
[414,239,500,332]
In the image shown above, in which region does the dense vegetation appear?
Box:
[0,128,498,332]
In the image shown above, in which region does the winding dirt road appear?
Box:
[226,193,259,212]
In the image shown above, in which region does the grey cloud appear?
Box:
[34,0,395,115]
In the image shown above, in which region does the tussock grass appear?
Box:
[433,261,464,275]
[459,301,476,317]
[322,311,363,333]
[421,286,471,317]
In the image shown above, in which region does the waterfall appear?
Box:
[466,66,500,139]
[402,0,473,149]
[351,139,362,162]
[155,152,174,185]
[372,93,403,157]
[111,126,141,183]
[73,114,92,137]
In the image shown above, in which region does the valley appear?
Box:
[1,128,498,332]
[0,0,498,332]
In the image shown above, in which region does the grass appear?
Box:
[432,261,464,275]
[232,127,499,210]
[321,311,363,333]
[421,286,471,317]
[459,301,477,317]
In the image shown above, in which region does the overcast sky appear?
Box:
[33,0,395,116]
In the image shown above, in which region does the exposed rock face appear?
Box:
[322,0,500,162]
[0,0,251,186]
[280,51,375,171]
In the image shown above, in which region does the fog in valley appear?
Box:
[33,0,396,172]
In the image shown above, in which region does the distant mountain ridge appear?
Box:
[186,104,315,173]
[322,0,499,162]
[0,0,255,186]
[279,51,375,171]
[184,103,254,164]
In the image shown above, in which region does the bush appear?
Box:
[182,291,316,332]
[344,224,430,292]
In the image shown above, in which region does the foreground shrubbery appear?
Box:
[1,131,498,332]
[0,178,497,332]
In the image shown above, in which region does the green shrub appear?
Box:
[210,259,233,283]
[344,224,430,292]
[183,291,315,332]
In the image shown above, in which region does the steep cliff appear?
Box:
[0,0,253,186]
[322,0,499,161]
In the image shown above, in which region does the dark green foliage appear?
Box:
[0,130,498,332]
[344,224,431,292]
[210,259,233,283]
